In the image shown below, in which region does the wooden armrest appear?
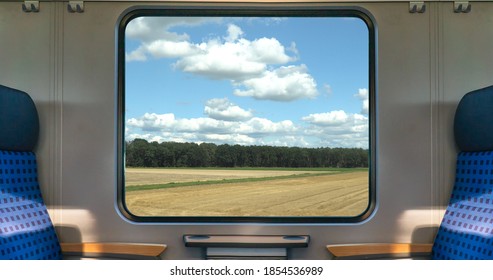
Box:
[327,243,433,259]
[61,243,167,259]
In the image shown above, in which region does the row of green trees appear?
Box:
[125,139,368,168]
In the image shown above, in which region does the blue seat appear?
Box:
[432,85,493,259]
[0,85,166,259]
[327,85,493,260]
[0,85,62,259]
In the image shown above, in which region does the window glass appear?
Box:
[121,10,374,222]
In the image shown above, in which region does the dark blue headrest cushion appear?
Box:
[454,85,493,152]
[0,85,39,152]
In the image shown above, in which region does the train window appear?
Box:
[118,7,376,223]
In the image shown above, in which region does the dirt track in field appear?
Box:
[125,169,368,217]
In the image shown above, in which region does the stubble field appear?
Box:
[125,168,368,217]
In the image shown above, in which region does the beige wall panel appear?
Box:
[439,2,493,206]
[0,2,62,215]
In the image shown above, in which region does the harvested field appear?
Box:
[125,168,368,217]
[125,168,334,186]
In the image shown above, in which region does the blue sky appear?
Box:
[125,16,369,148]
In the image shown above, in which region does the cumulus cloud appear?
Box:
[237,118,296,135]
[302,110,349,126]
[172,29,294,80]
[126,17,215,43]
[301,111,369,148]
[127,113,297,139]
[126,39,200,62]
[126,109,368,148]
[125,112,299,145]
[145,40,199,58]
[126,46,148,61]
[127,21,292,73]
[172,40,268,80]
[354,88,369,115]
[125,19,320,102]
[248,37,293,64]
[126,17,214,62]
[204,98,253,121]
[233,65,318,101]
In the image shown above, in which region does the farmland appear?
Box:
[125,168,369,217]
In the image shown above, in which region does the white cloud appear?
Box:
[126,40,200,61]
[354,88,369,115]
[125,19,321,102]
[145,40,199,58]
[126,17,218,61]
[302,110,349,126]
[248,37,293,64]
[172,40,267,80]
[362,99,369,115]
[201,134,257,146]
[233,65,318,101]
[354,88,368,100]
[126,108,368,149]
[126,133,166,143]
[172,35,293,80]
[126,17,216,43]
[126,113,297,139]
[302,111,369,148]
[204,98,253,121]
[224,24,244,42]
[127,113,176,130]
[126,46,148,62]
[126,21,295,81]
[268,136,311,147]
[237,118,296,135]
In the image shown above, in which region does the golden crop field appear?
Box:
[125,168,368,217]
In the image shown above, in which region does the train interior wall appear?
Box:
[1,1,493,259]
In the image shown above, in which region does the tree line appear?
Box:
[125,138,368,168]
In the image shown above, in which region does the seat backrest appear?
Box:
[0,85,61,259]
[432,86,493,259]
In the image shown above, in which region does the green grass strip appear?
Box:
[125,168,367,192]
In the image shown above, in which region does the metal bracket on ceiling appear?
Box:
[454,1,471,13]
[68,1,84,13]
[22,1,39,13]
[409,1,426,13]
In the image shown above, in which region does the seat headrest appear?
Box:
[454,85,493,152]
[0,85,39,152]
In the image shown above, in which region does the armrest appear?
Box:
[327,243,433,260]
[60,243,167,260]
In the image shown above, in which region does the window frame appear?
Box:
[116,4,377,224]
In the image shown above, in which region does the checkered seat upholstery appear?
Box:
[432,86,493,259]
[0,85,61,259]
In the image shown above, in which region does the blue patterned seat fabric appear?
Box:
[0,151,61,259]
[0,85,61,260]
[432,151,493,259]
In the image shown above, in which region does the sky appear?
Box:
[124,16,369,148]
